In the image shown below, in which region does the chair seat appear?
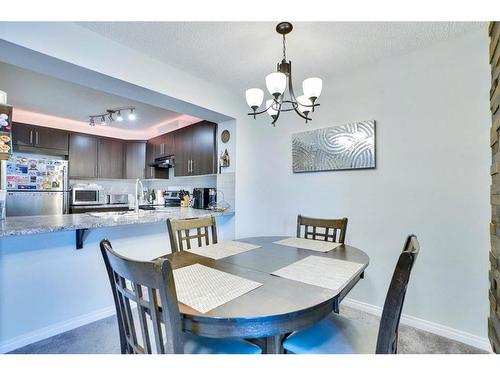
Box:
[283,313,378,354]
[184,333,261,354]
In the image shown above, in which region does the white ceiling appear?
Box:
[0,61,182,130]
[77,22,486,95]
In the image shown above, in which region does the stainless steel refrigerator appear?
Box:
[0,155,69,216]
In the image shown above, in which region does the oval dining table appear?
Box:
[160,236,370,354]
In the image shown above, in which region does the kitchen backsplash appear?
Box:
[70,174,218,198]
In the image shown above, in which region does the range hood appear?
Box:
[149,155,175,168]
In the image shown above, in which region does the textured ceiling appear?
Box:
[0,62,181,129]
[77,21,486,95]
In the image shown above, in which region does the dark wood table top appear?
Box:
[160,236,369,340]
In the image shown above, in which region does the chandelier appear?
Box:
[89,106,136,126]
[245,22,322,126]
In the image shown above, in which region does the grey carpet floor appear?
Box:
[9,305,487,354]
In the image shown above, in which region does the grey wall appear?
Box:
[235,28,491,342]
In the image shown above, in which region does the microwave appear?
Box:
[71,186,106,206]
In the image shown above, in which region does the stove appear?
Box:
[163,190,182,207]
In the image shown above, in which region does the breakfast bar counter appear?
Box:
[0,207,234,237]
[0,208,236,352]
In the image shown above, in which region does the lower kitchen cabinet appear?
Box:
[69,133,98,178]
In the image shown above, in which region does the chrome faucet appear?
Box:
[135,178,144,213]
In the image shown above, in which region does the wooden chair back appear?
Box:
[296,214,348,243]
[167,216,218,252]
[100,239,184,354]
[375,234,420,354]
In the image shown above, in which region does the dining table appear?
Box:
[159,235,370,354]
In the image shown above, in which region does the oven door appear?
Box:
[72,189,101,205]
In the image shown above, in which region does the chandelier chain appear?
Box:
[282,34,287,61]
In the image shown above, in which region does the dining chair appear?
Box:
[283,234,420,354]
[167,216,217,252]
[296,214,348,243]
[100,239,261,354]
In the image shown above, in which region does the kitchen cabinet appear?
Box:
[145,141,155,179]
[174,121,217,177]
[152,132,174,157]
[144,138,169,179]
[125,141,146,179]
[69,134,125,179]
[173,126,192,177]
[98,138,124,179]
[69,133,98,178]
[12,122,69,155]
[192,121,217,175]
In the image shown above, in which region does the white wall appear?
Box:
[235,28,491,342]
[0,23,492,348]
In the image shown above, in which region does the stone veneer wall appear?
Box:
[489,21,500,353]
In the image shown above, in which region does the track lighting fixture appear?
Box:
[88,106,136,126]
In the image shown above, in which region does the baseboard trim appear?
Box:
[1,300,492,353]
[0,306,116,354]
[342,298,492,353]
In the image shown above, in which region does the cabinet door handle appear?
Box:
[191,160,193,174]
[95,165,98,177]
[29,130,33,144]
[35,131,39,145]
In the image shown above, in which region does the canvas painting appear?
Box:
[292,120,376,173]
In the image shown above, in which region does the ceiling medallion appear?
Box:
[245,22,322,126]
[89,106,136,126]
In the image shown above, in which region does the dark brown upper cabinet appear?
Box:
[151,132,174,158]
[144,137,169,179]
[98,138,124,179]
[69,133,98,178]
[173,126,192,177]
[12,122,69,155]
[174,121,217,177]
[125,142,146,179]
[192,121,217,175]
[69,134,125,179]
[145,141,156,179]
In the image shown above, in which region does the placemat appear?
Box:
[274,237,343,252]
[173,263,262,313]
[272,255,364,292]
[186,240,261,260]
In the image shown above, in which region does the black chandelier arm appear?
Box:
[292,103,312,121]
[286,61,320,110]
[246,99,280,116]
[271,101,282,126]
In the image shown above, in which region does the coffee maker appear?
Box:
[192,188,216,209]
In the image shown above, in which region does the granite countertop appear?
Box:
[0,208,235,237]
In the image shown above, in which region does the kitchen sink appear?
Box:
[87,211,139,218]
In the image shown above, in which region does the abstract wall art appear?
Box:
[292,120,376,173]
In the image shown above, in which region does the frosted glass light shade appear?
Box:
[302,77,322,100]
[128,112,136,121]
[265,72,286,97]
[266,99,279,117]
[245,88,264,109]
[296,95,312,114]
[0,90,7,105]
